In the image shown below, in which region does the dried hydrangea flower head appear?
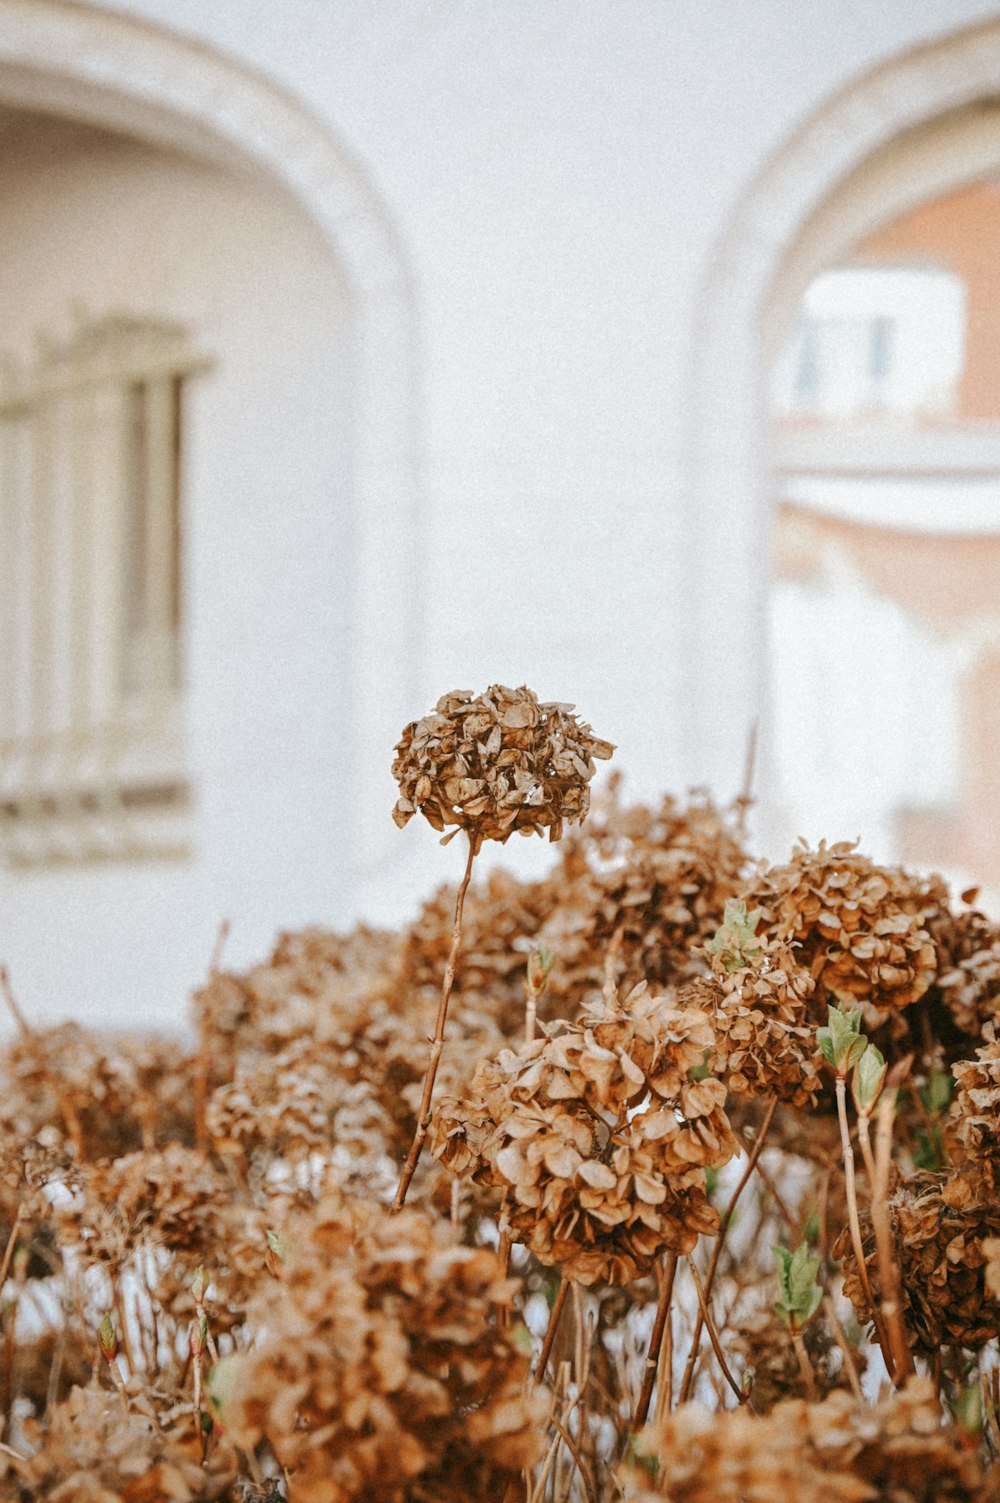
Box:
[433,986,737,1285]
[686,901,825,1108]
[741,842,939,1031]
[835,1165,1000,1351]
[536,785,751,1013]
[621,1377,993,1503]
[392,684,614,850]
[932,905,1000,1041]
[953,1028,1000,1171]
[214,1193,545,1503]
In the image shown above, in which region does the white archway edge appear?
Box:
[688,17,1000,813]
[0,0,420,878]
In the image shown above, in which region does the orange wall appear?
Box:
[858,179,1000,421]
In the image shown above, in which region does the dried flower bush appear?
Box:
[5,701,1000,1502]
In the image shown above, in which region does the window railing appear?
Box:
[0,315,209,864]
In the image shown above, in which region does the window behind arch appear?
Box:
[772,264,967,422]
[0,315,208,864]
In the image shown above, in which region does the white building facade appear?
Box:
[2,0,1000,1028]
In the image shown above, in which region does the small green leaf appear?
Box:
[511,1322,534,1356]
[921,1071,955,1117]
[803,1209,820,1247]
[98,1312,117,1362]
[773,1242,822,1333]
[954,1379,983,1437]
[206,1354,243,1417]
[851,1043,887,1116]
[708,900,764,974]
[913,1123,946,1171]
[624,1433,659,1478]
[818,1005,867,1075]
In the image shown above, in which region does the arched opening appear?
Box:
[768,170,1000,898]
[0,3,420,1024]
[0,0,419,882]
[690,19,1000,899]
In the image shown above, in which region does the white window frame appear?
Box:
[0,315,209,865]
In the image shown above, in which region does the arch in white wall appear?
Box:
[688,17,1000,818]
[0,0,419,874]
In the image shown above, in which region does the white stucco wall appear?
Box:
[4,1,1000,1029]
[0,112,357,1025]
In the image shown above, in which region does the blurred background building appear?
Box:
[2,1,1000,1027]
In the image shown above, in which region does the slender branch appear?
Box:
[687,1257,746,1405]
[679,1096,777,1403]
[834,1075,895,1379]
[0,1205,24,1291]
[195,919,229,1155]
[823,1295,864,1402]
[856,1113,877,1189]
[633,1253,677,1430]
[535,1278,570,1385]
[735,718,758,839]
[872,1087,913,1382]
[982,1370,1000,1456]
[791,1327,817,1401]
[394,830,478,1209]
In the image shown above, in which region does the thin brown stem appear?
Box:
[678,1097,777,1403]
[535,1278,570,1385]
[982,1369,1000,1455]
[872,1088,913,1383]
[823,1295,864,1402]
[856,1113,877,1189]
[633,1253,677,1431]
[195,920,230,1155]
[735,718,758,839]
[394,831,478,1209]
[791,1327,817,1401]
[0,1206,24,1292]
[834,1076,895,1379]
[687,1258,746,1406]
[601,925,625,1016]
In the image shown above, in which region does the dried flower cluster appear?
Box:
[434,989,736,1284]
[215,1194,546,1502]
[742,841,940,1031]
[622,1378,998,1502]
[693,937,825,1107]
[392,684,613,846]
[835,1165,1000,1351]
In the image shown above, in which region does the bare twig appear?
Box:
[395,830,478,1208]
[535,1278,570,1385]
[735,719,758,838]
[195,919,230,1155]
[835,1075,894,1379]
[981,1369,1000,1455]
[633,1253,677,1431]
[0,1205,24,1292]
[687,1257,746,1406]
[872,1082,913,1383]
[823,1295,864,1401]
[679,1097,776,1403]
[791,1328,817,1401]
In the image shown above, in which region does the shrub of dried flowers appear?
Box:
[5,698,1000,1502]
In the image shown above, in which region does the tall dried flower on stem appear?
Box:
[391,685,612,1206]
